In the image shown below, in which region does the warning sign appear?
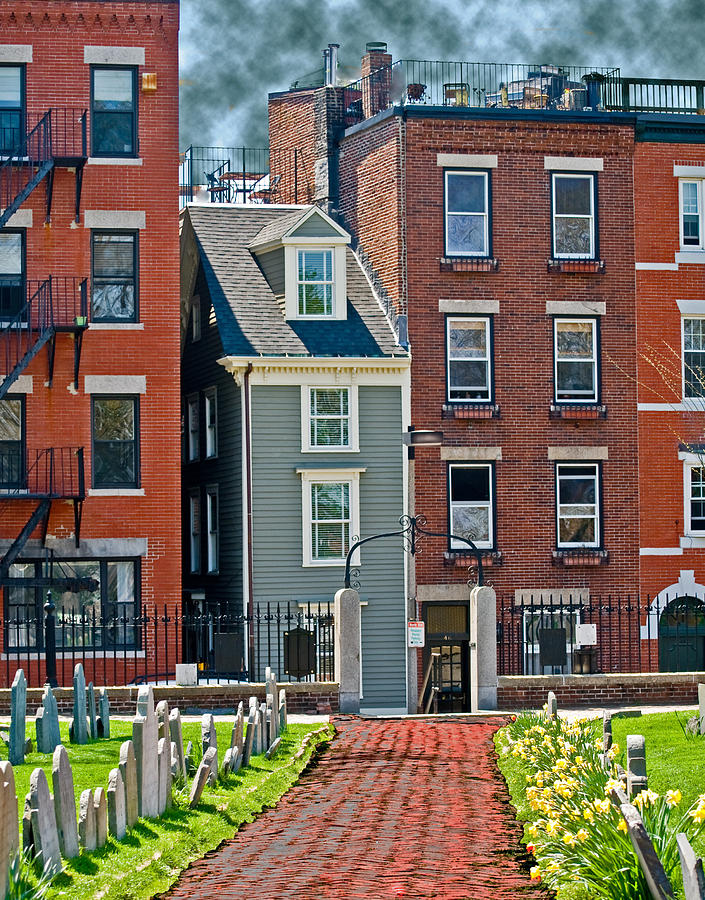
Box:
[407,620,425,648]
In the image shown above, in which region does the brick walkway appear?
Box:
[165,717,547,900]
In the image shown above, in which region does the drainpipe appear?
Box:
[244,362,255,677]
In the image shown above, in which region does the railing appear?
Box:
[617,77,705,114]
[46,107,88,160]
[180,145,311,207]
[0,446,85,499]
[497,592,705,676]
[0,602,335,687]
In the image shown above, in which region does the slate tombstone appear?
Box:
[677,832,705,900]
[201,714,218,784]
[36,685,61,754]
[699,683,705,734]
[118,740,138,829]
[603,710,613,752]
[132,685,159,818]
[279,689,287,732]
[627,734,648,798]
[242,708,256,766]
[107,768,127,840]
[188,748,217,809]
[0,762,18,899]
[94,787,107,848]
[156,700,170,742]
[157,738,171,813]
[52,745,79,859]
[97,688,111,739]
[170,741,180,779]
[9,669,26,766]
[546,691,558,719]
[23,768,62,876]
[78,789,96,851]
[185,741,195,776]
[87,682,98,740]
[169,708,187,780]
[620,802,676,899]
[70,664,88,745]
[265,737,281,760]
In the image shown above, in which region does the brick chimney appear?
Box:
[361,41,392,119]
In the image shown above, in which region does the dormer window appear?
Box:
[298,250,333,316]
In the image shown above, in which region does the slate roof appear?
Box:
[185,204,404,359]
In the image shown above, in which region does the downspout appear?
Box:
[243,362,255,677]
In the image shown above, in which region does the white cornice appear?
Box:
[218,355,410,386]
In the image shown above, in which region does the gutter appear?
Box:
[243,362,255,676]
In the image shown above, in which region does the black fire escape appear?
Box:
[0,108,89,585]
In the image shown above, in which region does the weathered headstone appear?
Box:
[677,832,705,900]
[169,708,187,780]
[170,741,180,778]
[627,734,648,798]
[699,683,705,735]
[70,663,88,745]
[230,748,242,774]
[0,762,18,898]
[546,690,558,719]
[87,682,98,740]
[118,740,138,829]
[243,708,255,766]
[201,714,218,785]
[279,689,287,733]
[52,745,79,859]
[78,788,96,851]
[258,704,266,754]
[222,748,234,777]
[603,710,613,752]
[23,768,62,876]
[94,787,107,848]
[234,702,244,755]
[156,700,170,742]
[265,667,279,739]
[266,696,274,748]
[185,740,195,776]
[9,669,26,766]
[188,747,217,809]
[133,685,159,818]
[265,737,281,760]
[36,685,61,754]
[97,688,111,739]
[157,738,171,813]
[621,802,675,899]
[107,768,127,840]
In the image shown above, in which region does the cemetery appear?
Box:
[0,664,332,900]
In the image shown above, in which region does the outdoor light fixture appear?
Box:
[402,429,444,446]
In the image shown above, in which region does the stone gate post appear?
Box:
[469,585,498,711]
[334,588,361,714]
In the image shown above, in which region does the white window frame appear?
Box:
[552,172,596,259]
[297,468,364,567]
[446,316,491,402]
[683,316,705,401]
[191,296,201,341]
[186,394,199,462]
[204,387,217,458]
[554,317,598,403]
[283,241,347,321]
[206,485,219,573]
[679,180,704,251]
[556,463,600,549]
[444,169,489,258]
[300,385,359,452]
[448,463,494,550]
[189,491,200,573]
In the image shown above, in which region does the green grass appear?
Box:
[2,719,333,900]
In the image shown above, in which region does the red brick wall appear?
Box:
[0,0,181,684]
[498,673,703,708]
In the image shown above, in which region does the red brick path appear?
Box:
[165,717,547,899]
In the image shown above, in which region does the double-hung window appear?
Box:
[552,173,596,259]
[299,469,362,566]
[0,230,24,321]
[683,318,705,399]
[448,464,493,550]
[307,387,352,449]
[91,67,137,157]
[446,317,491,402]
[554,318,598,403]
[0,65,23,154]
[91,232,138,321]
[204,388,217,458]
[680,181,703,249]
[298,250,333,316]
[556,464,600,548]
[0,396,23,489]
[92,396,139,488]
[444,170,489,257]
[206,486,219,573]
[189,491,200,573]
[688,466,705,533]
[187,395,199,462]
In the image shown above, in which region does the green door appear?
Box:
[659,596,705,672]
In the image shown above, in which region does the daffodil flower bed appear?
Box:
[496,711,705,900]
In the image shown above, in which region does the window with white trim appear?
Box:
[552,173,596,259]
[687,465,705,533]
[302,386,359,452]
[556,463,600,548]
[204,388,217,458]
[299,469,362,566]
[444,170,489,257]
[680,180,703,250]
[448,464,493,550]
[206,486,218,572]
[187,395,199,462]
[554,318,598,403]
[189,491,200,573]
[683,318,705,399]
[446,316,491,402]
[298,249,333,316]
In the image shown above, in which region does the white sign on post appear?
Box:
[407,620,425,648]
[575,623,597,647]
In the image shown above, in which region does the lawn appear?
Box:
[1,718,333,900]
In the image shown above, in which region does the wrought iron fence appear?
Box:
[497,592,705,676]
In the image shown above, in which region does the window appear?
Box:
[444,170,489,257]
[552,173,596,259]
[683,318,705,398]
[0,230,24,321]
[680,181,703,250]
[189,492,200,573]
[0,65,23,154]
[446,317,491,401]
[688,466,705,533]
[305,387,355,450]
[554,318,598,402]
[298,250,333,316]
[206,487,218,573]
[448,464,493,550]
[0,396,23,489]
[91,66,137,157]
[556,464,600,548]
[299,468,362,566]
[204,389,217,458]
[91,232,138,321]
[191,297,201,341]
[92,396,139,488]
[187,395,199,462]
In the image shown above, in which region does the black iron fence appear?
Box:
[497,592,705,676]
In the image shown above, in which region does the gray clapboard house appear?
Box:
[180,203,411,713]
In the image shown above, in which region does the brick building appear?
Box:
[0,0,180,686]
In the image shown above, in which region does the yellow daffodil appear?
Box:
[666,789,682,808]
[576,828,589,842]
[617,817,628,833]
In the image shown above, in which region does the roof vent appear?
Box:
[365,41,387,53]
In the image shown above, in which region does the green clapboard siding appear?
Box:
[250,383,406,709]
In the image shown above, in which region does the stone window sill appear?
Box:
[552,549,609,566]
[440,257,499,273]
[547,258,605,274]
[442,403,500,420]
[550,404,607,420]
[444,550,503,568]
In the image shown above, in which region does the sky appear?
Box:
[178,0,705,150]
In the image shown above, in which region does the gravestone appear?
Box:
[627,734,648,798]
[70,664,88,745]
[243,708,256,766]
[699,683,705,734]
[603,710,613,752]
[169,709,187,780]
[97,688,111,739]
[266,696,274,748]
[170,741,180,778]
[677,832,705,900]
[156,700,170,742]
[52,745,79,859]
[9,669,26,766]
[23,768,62,876]
[185,741,195,776]
[230,748,242,774]
[36,685,61,754]
[157,738,171,813]
[265,737,281,760]
[94,787,107,848]
[222,748,234,777]
[0,762,18,899]
[107,768,127,840]
[78,789,96,851]
[119,740,138,829]
[546,691,558,719]
[621,801,675,899]
[234,702,244,754]
[132,685,159,818]
[188,747,217,809]
[87,682,98,740]
[279,689,287,732]
[201,714,218,785]
[258,704,267,754]
[265,668,279,739]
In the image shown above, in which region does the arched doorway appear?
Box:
[658,596,705,672]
